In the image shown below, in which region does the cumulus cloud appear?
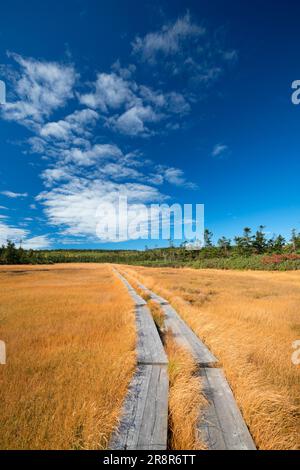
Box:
[40,108,99,141]
[62,143,123,166]
[37,178,166,239]
[79,72,136,112]
[79,71,191,136]
[1,53,77,126]
[110,104,162,136]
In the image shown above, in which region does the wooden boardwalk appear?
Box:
[136,281,217,366]
[109,270,168,450]
[133,278,256,451]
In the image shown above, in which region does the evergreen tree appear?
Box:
[204,229,213,247]
[234,227,254,255]
[217,236,231,256]
[252,225,267,254]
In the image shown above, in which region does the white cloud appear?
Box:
[110,105,162,136]
[79,72,136,112]
[212,144,228,157]
[63,143,123,166]
[41,167,73,186]
[161,167,198,189]
[132,13,237,89]
[0,220,50,248]
[0,221,28,245]
[1,51,199,244]
[1,190,28,198]
[22,235,51,249]
[139,86,190,115]
[111,60,136,79]
[37,178,166,239]
[79,71,191,136]
[100,163,143,180]
[1,53,77,125]
[132,12,204,62]
[40,108,99,141]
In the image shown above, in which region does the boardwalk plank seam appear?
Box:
[130,274,256,451]
[109,269,168,450]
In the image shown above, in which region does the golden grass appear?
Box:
[144,294,206,450]
[164,332,207,450]
[117,266,300,450]
[0,264,136,450]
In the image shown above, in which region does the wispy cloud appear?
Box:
[1,52,77,127]
[161,166,198,189]
[79,71,190,136]
[0,46,209,243]
[0,220,50,248]
[0,221,27,244]
[22,235,51,249]
[108,104,162,136]
[1,190,28,198]
[132,12,237,88]
[79,72,135,112]
[132,12,204,63]
[40,108,98,141]
[212,143,228,158]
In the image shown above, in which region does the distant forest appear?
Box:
[1,226,300,270]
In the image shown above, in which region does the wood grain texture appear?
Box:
[109,269,168,450]
[136,281,217,366]
[133,278,256,450]
[113,269,168,365]
[197,368,256,450]
[110,365,169,450]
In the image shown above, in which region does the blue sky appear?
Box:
[0,0,300,249]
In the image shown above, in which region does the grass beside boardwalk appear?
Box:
[142,286,206,450]
[0,264,136,450]
[118,265,300,450]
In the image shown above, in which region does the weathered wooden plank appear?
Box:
[109,269,169,450]
[136,282,169,305]
[136,365,169,450]
[114,269,167,365]
[110,364,169,450]
[132,277,256,450]
[136,281,217,366]
[113,269,256,451]
[197,368,256,450]
[135,305,168,365]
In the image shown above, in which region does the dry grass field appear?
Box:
[118,265,300,450]
[164,332,207,450]
[0,264,135,450]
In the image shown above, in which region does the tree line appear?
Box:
[1,226,300,266]
[201,226,300,256]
